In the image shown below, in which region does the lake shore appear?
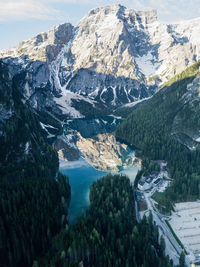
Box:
[60,157,140,224]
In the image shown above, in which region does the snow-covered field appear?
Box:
[169,201,200,262]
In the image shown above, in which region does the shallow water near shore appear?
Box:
[60,158,140,224]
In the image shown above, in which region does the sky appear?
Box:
[0,0,200,49]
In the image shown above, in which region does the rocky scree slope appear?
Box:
[76,133,138,172]
[1,4,200,122]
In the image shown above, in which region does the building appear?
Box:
[138,178,146,191]
[151,171,159,177]
[138,171,164,191]
[146,176,154,184]
[153,178,162,186]
[145,176,154,190]
[138,178,152,191]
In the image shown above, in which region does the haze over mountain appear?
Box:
[1,4,200,121]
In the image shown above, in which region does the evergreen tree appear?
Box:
[179,251,185,267]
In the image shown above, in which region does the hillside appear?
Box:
[40,174,171,267]
[0,61,59,181]
[116,61,200,202]
[0,61,71,267]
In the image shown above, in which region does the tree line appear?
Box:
[116,61,200,207]
[41,174,172,267]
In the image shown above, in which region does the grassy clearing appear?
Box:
[152,191,173,214]
[151,191,165,203]
[138,200,148,211]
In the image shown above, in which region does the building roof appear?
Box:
[146,176,154,184]
[138,179,146,186]
[151,171,159,176]
[154,178,161,185]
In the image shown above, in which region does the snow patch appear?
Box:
[40,122,58,130]
[122,97,151,108]
[59,134,77,150]
[99,87,107,103]
[54,94,82,118]
[54,90,96,118]
[24,141,30,155]
[111,86,117,105]
[135,51,161,77]
[47,134,55,138]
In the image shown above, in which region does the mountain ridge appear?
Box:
[116,60,200,202]
[0,4,200,122]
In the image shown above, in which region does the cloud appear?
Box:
[113,0,200,21]
[48,0,106,3]
[47,0,125,5]
[0,0,60,21]
[0,0,199,23]
[146,0,200,21]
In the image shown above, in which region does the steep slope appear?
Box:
[116,61,200,201]
[0,5,200,118]
[0,61,59,181]
[76,133,138,171]
[117,61,200,151]
[0,61,71,267]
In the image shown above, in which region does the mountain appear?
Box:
[116,61,200,151]
[1,4,200,121]
[0,60,60,181]
[2,5,200,266]
[0,60,71,267]
[116,61,200,202]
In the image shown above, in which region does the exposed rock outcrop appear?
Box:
[76,133,139,172]
[0,5,200,118]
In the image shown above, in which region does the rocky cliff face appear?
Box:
[64,116,122,138]
[1,5,200,119]
[0,62,14,136]
[54,134,80,161]
[54,116,123,164]
[76,133,139,172]
[53,125,140,171]
[0,60,59,180]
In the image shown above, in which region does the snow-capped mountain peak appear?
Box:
[0,5,200,118]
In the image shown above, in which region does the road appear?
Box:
[143,192,191,266]
[135,200,140,222]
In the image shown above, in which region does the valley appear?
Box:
[1,3,200,267]
[58,116,141,224]
[54,115,140,172]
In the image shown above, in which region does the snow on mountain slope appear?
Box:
[0,4,200,118]
[0,23,74,63]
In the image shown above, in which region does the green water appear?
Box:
[60,158,140,224]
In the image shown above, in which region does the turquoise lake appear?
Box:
[60,158,140,224]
